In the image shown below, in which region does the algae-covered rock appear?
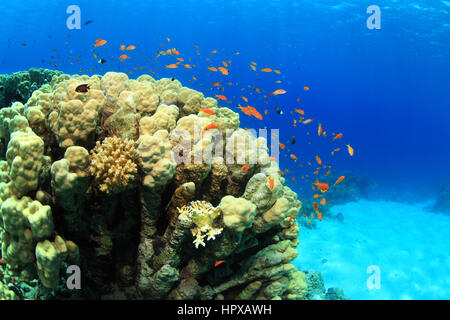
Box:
[0,68,62,108]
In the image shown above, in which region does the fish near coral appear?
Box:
[215,260,226,267]
[75,84,90,93]
[268,176,275,190]
[313,182,330,193]
[215,95,227,100]
[203,123,218,131]
[199,108,215,115]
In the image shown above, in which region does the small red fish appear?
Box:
[215,94,227,101]
[214,260,225,267]
[334,176,345,185]
[276,249,285,253]
[313,182,330,193]
[269,89,286,96]
[199,108,215,115]
[204,123,218,131]
[241,165,250,171]
[268,176,275,190]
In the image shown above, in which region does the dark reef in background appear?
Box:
[0,68,62,108]
[322,172,376,205]
[429,186,450,215]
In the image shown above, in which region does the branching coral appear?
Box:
[89,136,138,194]
[177,200,223,248]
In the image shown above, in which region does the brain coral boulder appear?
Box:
[0,71,337,300]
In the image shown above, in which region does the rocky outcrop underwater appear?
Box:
[0,68,62,109]
[0,70,344,300]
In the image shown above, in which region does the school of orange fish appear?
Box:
[41,36,355,231]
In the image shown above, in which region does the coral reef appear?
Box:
[0,68,62,109]
[429,186,450,215]
[322,172,376,205]
[0,71,339,300]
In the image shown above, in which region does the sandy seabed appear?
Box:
[294,200,450,300]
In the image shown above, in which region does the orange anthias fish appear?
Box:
[218,67,229,75]
[222,61,228,67]
[347,144,354,156]
[268,176,275,190]
[94,39,107,47]
[313,182,330,193]
[215,94,227,101]
[269,89,287,96]
[333,133,343,141]
[250,108,263,120]
[334,176,345,185]
[295,109,305,115]
[238,106,252,116]
[204,123,218,131]
[171,48,180,55]
[302,119,313,124]
[318,123,323,136]
[214,260,225,267]
[320,198,327,205]
[250,64,257,71]
[126,45,136,50]
[273,69,281,74]
[331,148,340,156]
[304,86,310,91]
[119,54,129,60]
[183,64,193,69]
[165,63,179,69]
[261,68,272,72]
[242,96,248,102]
[208,67,218,72]
[279,142,286,150]
[290,154,298,160]
[313,201,319,212]
[211,50,218,54]
[241,165,250,171]
[211,82,222,87]
[316,155,322,165]
[199,108,215,115]
[120,44,125,50]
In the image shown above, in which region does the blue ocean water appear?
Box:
[1,0,449,299]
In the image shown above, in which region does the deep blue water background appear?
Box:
[1,0,450,200]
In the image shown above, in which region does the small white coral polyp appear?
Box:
[89,136,138,194]
[177,200,223,248]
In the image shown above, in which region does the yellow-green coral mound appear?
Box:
[0,70,332,300]
[89,136,138,194]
